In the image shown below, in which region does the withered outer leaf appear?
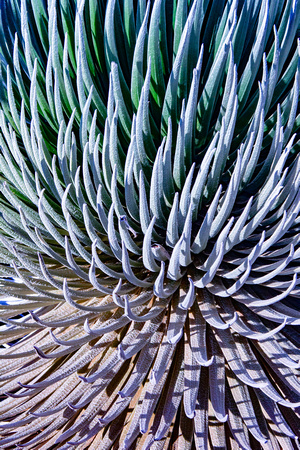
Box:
[0,0,299,448]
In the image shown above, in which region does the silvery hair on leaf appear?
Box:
[0,0,299,448]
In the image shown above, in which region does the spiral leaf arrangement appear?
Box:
[0,0,299,448]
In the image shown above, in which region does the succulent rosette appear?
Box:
[0,0,299,448]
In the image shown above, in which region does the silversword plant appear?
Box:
[0,0,300,448]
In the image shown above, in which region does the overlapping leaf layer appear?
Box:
[0,0,300,448]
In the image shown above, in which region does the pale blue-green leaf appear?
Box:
[247,246,295,286]
[139,170,151,235]
[147,0,165,107]
[63,33,80,119]
[124,136,140,221]
[88,110,97,155]
[34,228,70,268]
[76,49,87,112]
[109,103,125,186]
[250,138,293,216]
[179,203,193,267]
[6,65,20,131]
[74,164,86,212]
[206,120,225,193]
[213,0,237,58]
[241,110,265,187]
[77,14,106,123]
[225,197,253,251]
[190,136,217,221]
[45,46,56,120]
[221,262,252,297]
[270,164,300,222]
[142,216,160,272]
[61,183,87,240]
[194,243,225,289]
[178,163,195,232]
[82,205,112,256]
[20,0,33,76]
[265,26,280,111]
[92,240,125,280]
[122,242,152,288]
[223,93,238,155]
[111,166,127,220]
[54,68,64,127]
[19,161,39,204]
[240,184,284,244]
[63,278,112,310]
[151,243,170,261]
[149,140,167,226]
[66,213,92,263]
[179,278,195,310]
[96,185,109,233]
[13,34,29,110]
[199,217,234,271]
[19,101,36,167]
[209,150,242,238]
[61,107,76,160]
[104,0,121,72]
[101,118,112,194]
[118,215,141,256]
[131,1,150,109]
[30,60,42,142]
[222,300,289,341]
[153,261,180,299]
[111,62,131,138]
[147,338,174,397]
[131,114,146,187]
[283,69,299,145]
[136,0,147,33]
[123,0,136,64]
[197,13,236,140]
[238,0,269,109]
[215,43,235,131]
[51,158,69,210]
[187,0,204,75]
[124,296,166,323]
[107,72,114,124]
[136,62,156,167]
[82,144,97,211]
[79,85,93,151]
[173,0,187,59]
[185,46,204,166]
[161,1,195,133]
[107,202,122,262]
[191,185,222,254]
[277,0,300,77]
[166,192,179,248]
[0,145,25,195]
[162,117,175,206]
[0,209,39,251]
[0,182,39,229]
[91,133,103,188]
[173,101,186,190]
[167,234,184,281]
